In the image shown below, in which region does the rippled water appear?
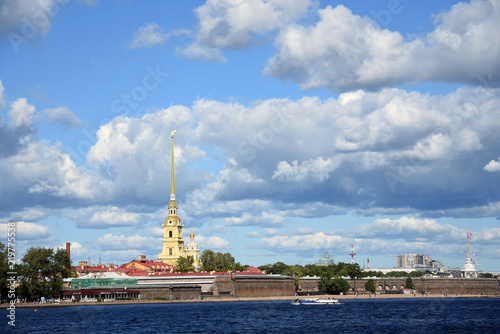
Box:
[4,298,500,333]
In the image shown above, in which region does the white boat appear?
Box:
[291,298,339,305]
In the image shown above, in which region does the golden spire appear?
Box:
[169,130,177,208]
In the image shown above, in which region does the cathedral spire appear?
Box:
[169,130,177,208]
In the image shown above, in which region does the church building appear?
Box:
[158,131,200,267]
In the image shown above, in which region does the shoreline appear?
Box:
[3,293,499,309]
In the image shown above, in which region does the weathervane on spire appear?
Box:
[171,130,176,138]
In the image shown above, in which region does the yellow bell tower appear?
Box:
[157,131,200,267]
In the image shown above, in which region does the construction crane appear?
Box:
[349,244,356,264]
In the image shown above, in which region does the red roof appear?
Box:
[246,266,262,273]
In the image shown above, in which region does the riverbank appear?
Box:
[3,292,498,309]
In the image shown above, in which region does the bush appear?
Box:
[153,296,167,300]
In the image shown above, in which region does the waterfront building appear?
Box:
[461,231,478,278]
[157,131,200,266]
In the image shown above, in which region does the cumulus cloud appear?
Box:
[484,158,500,172]
[272,157,340,182]
[82,86,500,221]
[0,0,57,38]
[259,232,345,251]
[225,212,286,226]
[97,233,159,251]
[127,23,170,49]
[8,98,36,128]
[178,0,313,61]
[43,106,82,128]
[264,1,500,91]
[68,206,147,228]
[354,216,463,242]
[0,221,49,240]
[196,235,231,249]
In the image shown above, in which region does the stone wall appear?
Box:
[136,285,201,300]
[299,277,500,295]
[213,276,295,297]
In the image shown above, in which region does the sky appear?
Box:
[1,0,500,272]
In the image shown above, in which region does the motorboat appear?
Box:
[290,298,339,305]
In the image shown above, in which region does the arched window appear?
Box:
[169,231,173,238]
[169,248,173,255]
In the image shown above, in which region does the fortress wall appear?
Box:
[136,285,201,300]
[213,276,295,297]
[299,277,500,295]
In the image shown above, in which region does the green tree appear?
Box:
[233,262,248,272]
[364,279,376,293]
[200,250,217,271]
[200,250,236,272]
[318,275,350,294]
[215,252,235,272]
[345,263,362,291]
[18,247,71,301]
[174,256,195,272]
[405,276,414,289]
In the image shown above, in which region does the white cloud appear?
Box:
[127,23,170,49]
[43,106,82,128]
[484,158,500,172]
[245,231,262,238]
[0,0,57,38]
[265,1,500,91]
[88,206,142,226]
[225,212,286,226]
[272,157,340,182]
[196,235,231,249]
[0,221,49,240]
[177,0,313,61]
[265,228,279,236]
[354,217,463,242]
[175,43,226,63]
[97,233,159,251]
[68,206,146,228]
[8,98,36,128]
[259,232,345,251]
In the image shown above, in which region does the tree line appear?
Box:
[0,242,73,302]
[175,250,248,273]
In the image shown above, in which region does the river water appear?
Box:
[4,298,500,333]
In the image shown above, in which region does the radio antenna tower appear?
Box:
[349,244,356,264]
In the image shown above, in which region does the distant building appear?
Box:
[314,251,335,266]
[116,255,174,276]
[75,261,117,277]
[395,253,446,271]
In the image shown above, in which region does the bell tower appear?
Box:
[158,130,185,265]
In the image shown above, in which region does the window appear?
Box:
[169,248,173,255]
[169,231,173,238]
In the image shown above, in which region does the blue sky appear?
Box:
[1,0,500,271]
